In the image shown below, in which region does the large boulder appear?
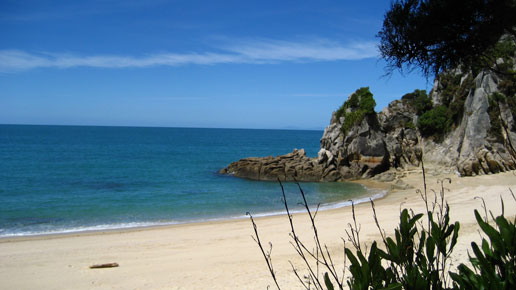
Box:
[378,99,421,169]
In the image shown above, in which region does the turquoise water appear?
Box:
[0,125,380,237]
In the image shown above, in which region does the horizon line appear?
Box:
[0,122,326,131]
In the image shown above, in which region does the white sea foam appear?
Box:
[242,188,388,219]
[0,188,388,238]
[0,221,181,238]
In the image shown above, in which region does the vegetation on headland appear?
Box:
[334,36,515,141]
[335,87,376,135]
[401,89,432,116]
[491,38,516,133]
[397,35,516,140]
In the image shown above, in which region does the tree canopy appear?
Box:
[378,0,516,77]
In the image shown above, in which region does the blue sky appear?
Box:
[0,0,431,130]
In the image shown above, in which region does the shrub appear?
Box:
[357,90,375,113]
[430,73,474,134]
[487,93,505,142]
[402,89,432,116]
[498,73,516,131]
[405,121,416,130]
[451,200,516,289]
[335,87,376,135]
[417,105,449,137]
[346,179,460,290]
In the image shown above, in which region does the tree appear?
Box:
[378,0,516,77]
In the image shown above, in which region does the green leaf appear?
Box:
[475,210,505,253]
[426,237,435,263]
[471,242,494,276]
[324,272,334,290]
[400,209,409,231]
[449,222,460,251]
[345,248,360,267]
[481,239,492,257]
[408,213,423,230]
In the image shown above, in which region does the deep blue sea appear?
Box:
[0,125,383,237]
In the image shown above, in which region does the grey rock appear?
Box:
[423,67,516,176]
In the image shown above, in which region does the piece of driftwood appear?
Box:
[89,263,119,269]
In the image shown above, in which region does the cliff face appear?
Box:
[220,42,516,181]
[319,68,516,178]
[423,70,516,175]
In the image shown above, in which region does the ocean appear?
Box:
[0,125,383,237]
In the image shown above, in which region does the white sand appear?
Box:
[1,169,515,289]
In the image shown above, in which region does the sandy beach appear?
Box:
[1,169,515,289]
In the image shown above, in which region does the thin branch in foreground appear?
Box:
[474,196,489,223]
[345,200,362,252]
[247,212,281,290]
[294,180,344,289]
[289,261,310,290]
[370,199,387,243]
[278,179,324,289]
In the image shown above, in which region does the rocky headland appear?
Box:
[220,41,516,181]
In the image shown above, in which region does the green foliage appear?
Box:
[344,202,460,290]
[405,121,416,130]
[358,93,376,114]
[488,93,505,142]
[409,72,475,139]
[323,272,334,290]
[438,73,474,128]
[402,89,432,116]
[498,72,516,131]
[346,241,399,290]
[326,192,515,290]
[335,87,376,135]
[323,170,516,290]
[414,72,474,138]
[378,0,516,76]
[473,37,516,75]
[451,206,516,289]
[417,105,449,137]
[341,111,365,136]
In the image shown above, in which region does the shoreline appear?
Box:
[1,169,515,289]
[0,179,390,241]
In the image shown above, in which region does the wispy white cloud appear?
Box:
[225,38,378,62]
[0,38,378,72]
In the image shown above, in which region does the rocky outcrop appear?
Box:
[378,99,421,168]
[318,90,422,180]
[218,149,340,182]
[320,110,390,179]
[220,39,516,181]
[317,67,516,178]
